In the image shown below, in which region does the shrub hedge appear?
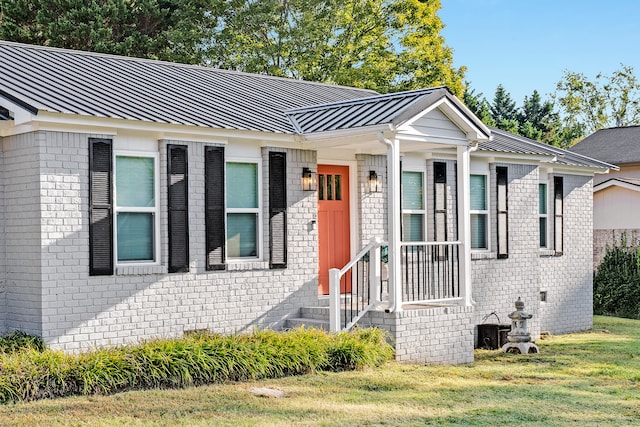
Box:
[594,237,640,319]
[0,327,393,403]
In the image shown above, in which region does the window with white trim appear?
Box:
[401,170,425,242]
[114,153,160,264]
[539,182,548,248]
[226,161,261,259]
[470,174,489,250]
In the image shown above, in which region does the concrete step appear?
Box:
[286,317,330,331]
[299,306,330,321]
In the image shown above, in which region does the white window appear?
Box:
[539,182,548,248]
[470,174,489,250]
[114,152,160,264]
[402,170,425,242]
[226,161,261,259]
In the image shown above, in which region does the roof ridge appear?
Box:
[0,40,378,94]
[284,87,447,114]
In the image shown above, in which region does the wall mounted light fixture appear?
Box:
[302,167,316,191]
[368,170,380,193]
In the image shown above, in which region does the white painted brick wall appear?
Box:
[361,305,474,364]
[2,131,44,334]
[22,131,321,351]
[356,154,387,245]
[540,175,593,334]
[0,137,4,332]
[472,163,542,338]
[0,129,597,355]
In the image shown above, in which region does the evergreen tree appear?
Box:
[490,84,517,124]
[463,85,495,126]
[0,0,216,64]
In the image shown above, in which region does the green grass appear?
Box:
[0,316,639,426]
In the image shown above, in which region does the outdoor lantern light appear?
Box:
[368,170,380,193]
[302,167,316,191]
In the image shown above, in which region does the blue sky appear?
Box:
[440,0,640,105]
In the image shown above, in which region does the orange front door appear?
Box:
[318,165,351,295]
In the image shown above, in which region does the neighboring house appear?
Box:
[569,127,640,267]
[0,42,613,364]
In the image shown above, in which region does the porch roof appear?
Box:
[285,87,491,139]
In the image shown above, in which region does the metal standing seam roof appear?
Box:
[285,87,443,133]
[481,127,616,170]
[0,41,377,133]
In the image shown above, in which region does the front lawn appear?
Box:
[0,316,638,426]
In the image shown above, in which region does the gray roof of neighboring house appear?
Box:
[569,126,640,165]
[0,41,375,133]
[481,127,616,170]
[284,87,487,136]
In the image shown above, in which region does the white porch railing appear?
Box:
[329,239,462,332]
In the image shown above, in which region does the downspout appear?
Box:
[377,132,402,312]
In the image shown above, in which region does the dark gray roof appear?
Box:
[0,41,376,133]
[481,127,615,170]
[569,126,640,165]
[284,87,485,135]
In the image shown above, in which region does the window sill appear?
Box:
[539,249,556,258]
[226,261,270,271]
[116,265,167,275]
[471,251,496,260]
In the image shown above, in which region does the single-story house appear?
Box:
[0,41,613,364]
[570,127,638,266]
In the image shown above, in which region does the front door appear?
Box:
[318,165,351,295]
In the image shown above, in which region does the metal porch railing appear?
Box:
[329,239,462,332]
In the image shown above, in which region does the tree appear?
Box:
[488,85,518,132]
[463,85,494,126]
[0,0,217,64]
[517,90,563,144]
[1,0,465,95]
[555,64,640,137]
[464,83,579,148]
[205,0,466,95]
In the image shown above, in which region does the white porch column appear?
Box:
[387,138,403,312]
[457,144,473,306]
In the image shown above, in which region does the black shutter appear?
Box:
[168,145,189,273]
[433,162,447,242]
[269,152,287,269]
[554,176,564,256]
[496,166,509,259]
[205,146,226,270]
[89,138,113,276]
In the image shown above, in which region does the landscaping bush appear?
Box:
[0,327,393,403]
[0,331,46,354]
[594,238,640,319]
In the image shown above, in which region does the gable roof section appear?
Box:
[481,127,616,170]
[569,126,640,165]
[284,87,491,140]
[0,41,375,133]
[594,177,640,193]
